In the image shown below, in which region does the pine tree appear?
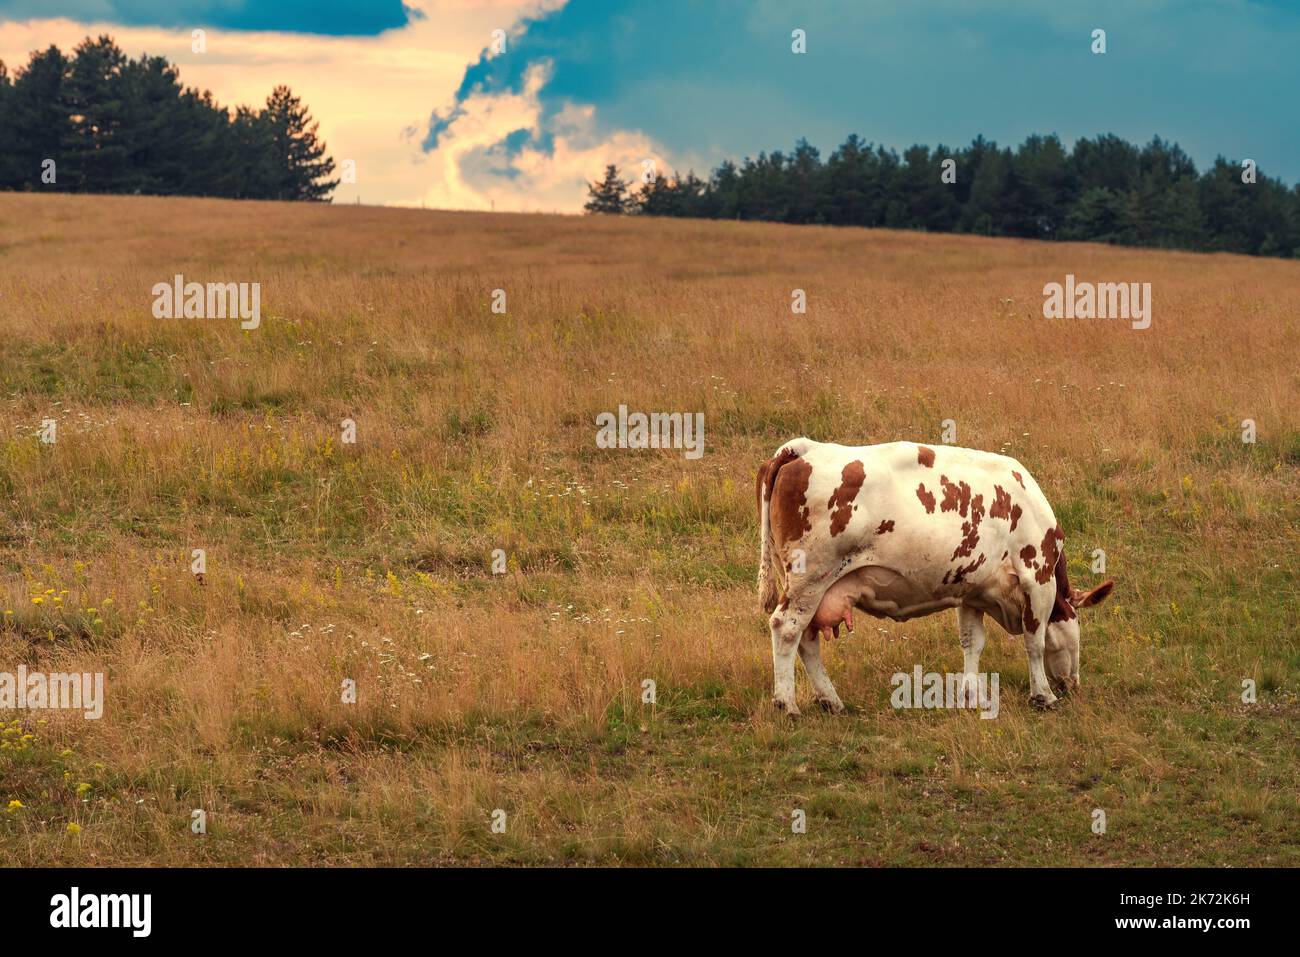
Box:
[227,105,278,199]
[1060,187,1130,244]
[1012,134,1073,237]
[61,36,128,192]
[0,61,16,187]
[961,143,1009,235]
[584,164,629,214]
[896,143,960,231]
[261,85,338,201]
[115,55,183,194]
[6,45,69,190]
[634,173,675,215]
[708,159,741,218]
[785,139,822,223]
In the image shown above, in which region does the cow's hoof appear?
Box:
[772,697,801,718]
[815,696,845,715]
[1052,676,1079,697]
[1028,693,1058,711]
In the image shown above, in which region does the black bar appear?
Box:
[12,867,1284,942]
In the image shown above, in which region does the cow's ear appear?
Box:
[1072,580,1114,608]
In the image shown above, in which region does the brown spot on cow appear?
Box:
[938,475,972,517]
[1034,525,1064,585]
[1011,470,1025,489]
[951,493,985,560]
[991,484,1021,530]
[943,553,987,585]
[990,485,1012,520]
[876,519,895,534]
[826,460,866,536]
[770,457,814,548]
[1019,545,1037,567]
[917,445,936,468]
[915,483,936,514]
[1023,600,1040,634]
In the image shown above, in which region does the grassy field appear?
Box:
[0,191,1296,866]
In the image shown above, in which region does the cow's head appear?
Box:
[1044,580,1114,694]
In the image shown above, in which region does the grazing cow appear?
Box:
[756,438,1113,715]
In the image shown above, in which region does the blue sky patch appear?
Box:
[424,0,1300,185]
[0,0,414,35]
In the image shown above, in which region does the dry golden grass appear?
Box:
[0,192,1296,866]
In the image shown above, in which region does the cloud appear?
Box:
[417,58,670,211]
[421,0,732,211]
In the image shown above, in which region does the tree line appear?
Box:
[586,134,1300,258]
[0,36,337,201]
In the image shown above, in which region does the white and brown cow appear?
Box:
[756,438,1113,715]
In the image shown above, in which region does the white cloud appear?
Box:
[413,60,672,212]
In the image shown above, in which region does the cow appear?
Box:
[756,438,1113,715]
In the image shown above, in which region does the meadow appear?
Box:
[0,191,1296,866]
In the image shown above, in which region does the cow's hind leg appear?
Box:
[1023,586,1058,709]
[769,604,815,716]
[956,605,986,709]
[798,629,845,714]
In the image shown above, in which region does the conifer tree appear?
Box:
[584,164,630,214]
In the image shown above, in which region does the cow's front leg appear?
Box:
[798,628,845,714]
[769,605,812,716]
[957,605,986,709]
[1023,589,1058,709]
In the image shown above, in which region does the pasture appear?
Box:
[0,192,1296,865]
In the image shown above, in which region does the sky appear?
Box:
[1,0,1297,211]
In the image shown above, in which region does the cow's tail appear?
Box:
[757,439,811,614]
[758,483,781,614]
